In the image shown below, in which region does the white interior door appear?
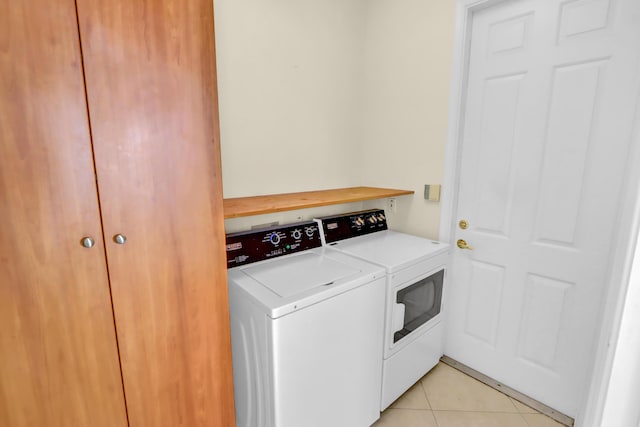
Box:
[446,0,640,417]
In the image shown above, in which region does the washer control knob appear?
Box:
[354,217,365,226]
[367,215,377,224]
[291,229,302,240]
[269,233,281,245]
[305,227,315,238]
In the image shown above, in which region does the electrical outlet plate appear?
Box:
[388,198,397,213]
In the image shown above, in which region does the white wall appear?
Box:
[361,0,456,239]
[215,0,456,236]
[215,0,366,199]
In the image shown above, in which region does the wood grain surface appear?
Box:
[76,0,236,425]
[223,186,415,218]
[0,1,128,426]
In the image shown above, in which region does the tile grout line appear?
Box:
[419,380,434,410]
[519,411,533,427]
[419,370,439,426]
[505,393,530,426]
[507,394,521,412]
[508,395,535,427]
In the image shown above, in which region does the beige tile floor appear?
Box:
[373,362,567,427]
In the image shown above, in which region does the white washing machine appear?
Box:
[226,221,386,427]
[316,210,450,409]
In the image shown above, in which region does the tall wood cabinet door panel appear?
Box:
[0,1,128,426]
[76,1,236,426]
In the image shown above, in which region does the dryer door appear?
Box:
[392,269,444,344]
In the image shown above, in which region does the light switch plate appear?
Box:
[424,185,441,202]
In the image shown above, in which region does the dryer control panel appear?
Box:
[225,221,321,268]
[318,209,388,244]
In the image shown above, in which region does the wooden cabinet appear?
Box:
[0,0,235,426]
[0,1,128,425]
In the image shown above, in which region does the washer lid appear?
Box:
[227,247,385,319]
[243,251,357,298]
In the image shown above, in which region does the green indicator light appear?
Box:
[285,244,291,250]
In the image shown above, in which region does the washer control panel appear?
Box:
[318,209,388,244]
[225,221,321,268]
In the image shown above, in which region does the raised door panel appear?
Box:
[75,1,236,425]
[0,1,127,426]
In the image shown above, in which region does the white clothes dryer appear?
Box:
[316,210,450,410]
[226,221,386,427]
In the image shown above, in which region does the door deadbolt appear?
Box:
[459,220,469,230]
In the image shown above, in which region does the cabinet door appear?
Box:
[0,1,128,426]
[76,1,236,426]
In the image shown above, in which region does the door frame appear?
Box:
[439,0,640,425]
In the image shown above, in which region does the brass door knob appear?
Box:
[459,219,469,230]
[457,239,473,250]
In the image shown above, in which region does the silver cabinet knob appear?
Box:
[81,237,95,248]
[113,234,127,245]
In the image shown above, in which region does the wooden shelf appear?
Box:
[223,186,414,219]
